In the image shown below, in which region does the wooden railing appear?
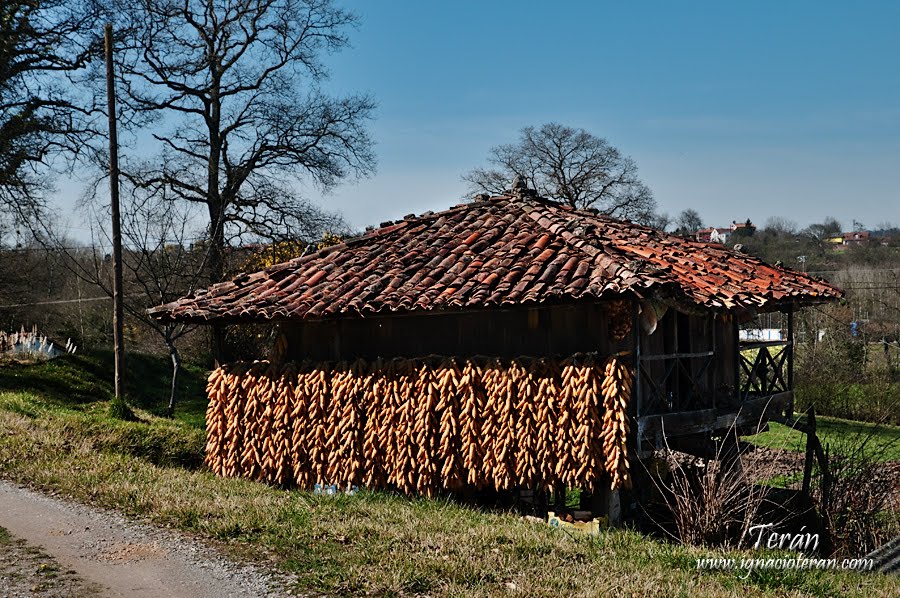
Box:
[636,349,716,416]
[738,340,792,400]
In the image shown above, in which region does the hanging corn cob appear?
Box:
[289,361,313,489]
[601,356,633,490]
[490,358,516,490]
[511,361,538,489]
[459,360,485,488]
[436,358,464,490]
[531,358,559,489]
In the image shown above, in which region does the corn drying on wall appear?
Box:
[205,354,633,495]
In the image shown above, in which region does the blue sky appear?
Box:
[313,0,899,232]
[55,0,900,241]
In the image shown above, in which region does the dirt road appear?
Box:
[0,480,288,597]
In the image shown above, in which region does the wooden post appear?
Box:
[801,405,834,505]
[632,302,642,419]
[787,306,794,389]
[801,406,815,497]
[710,313,717,410]
[105,24,125,403]
[733,317,741,401]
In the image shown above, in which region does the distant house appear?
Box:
[842,231,870,246]
[731,219,756,236]
[695,219,756,245]
[696,227,733,244]
[695,228,714,242]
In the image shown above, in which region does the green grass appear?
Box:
[0,353,898,596]
[747,416,900,462]
[0,350,208,429]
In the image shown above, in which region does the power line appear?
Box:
[0,295,112,309]
[0,294,145,309]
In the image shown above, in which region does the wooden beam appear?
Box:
[637,391,793,442]
[639,349,715,362]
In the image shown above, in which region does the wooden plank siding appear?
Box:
[283,301,628,362]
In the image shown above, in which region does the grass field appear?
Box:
[0,352,897,596]
[747,417,900,462]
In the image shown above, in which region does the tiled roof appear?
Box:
[148,195,842,323]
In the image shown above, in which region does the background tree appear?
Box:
[88,184,209,415]
[674,209,703,235]
[105,0,375,287]
[762,216,797,237]
[644,212,671,232]
[0,0,100,226]
[463,122,656,221]
[37,175,212,414]
[804,217,842,242]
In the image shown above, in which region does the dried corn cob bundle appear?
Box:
[479,360,501,488]
[572,357,605,489]
[304,365,331,486]
[347,359,371,488]
[362,358,388,488]
[601,356,633,490]
[391,359,418,494]
[269,362,296,486]
[204,368,227,475]
[380,361,402,487]
[532,358,560,490]
[436,358,464,490]
[289,361,314,488]
[459,360,485,488]
[412,361,440,496]
[553,357,584,488]
[511,360,538,488]
[236,362,263,479]
[325,361,360,490]
[381,359,404,490]
[489,358,516,490]
[222,362,250,478]
[256,362,282,483]
[607,299,633,341]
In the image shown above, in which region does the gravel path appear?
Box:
[0,480,289,597]
[0,525,101,597]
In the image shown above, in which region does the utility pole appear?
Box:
[105,24,126,404]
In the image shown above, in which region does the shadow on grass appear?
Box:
[0,350,208,428]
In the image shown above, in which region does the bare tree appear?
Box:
[763,216,797,236]
[644,211,671,232]
[674,209,703,235]
[463,123,656,221]
[101,0,375,289]
[804,217,842,242]
[79,178,210,415]
[0,0,101,226]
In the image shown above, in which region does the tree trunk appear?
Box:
[207,75,225,362]
[165,336,182,418]
[207,199,226,364]
[885,339,894,377]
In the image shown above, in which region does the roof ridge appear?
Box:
[517,198,676,290]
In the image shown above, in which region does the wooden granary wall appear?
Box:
[282,299,742,420]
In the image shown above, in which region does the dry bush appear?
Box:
[815,426,900,557]
[644,421,798,549]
